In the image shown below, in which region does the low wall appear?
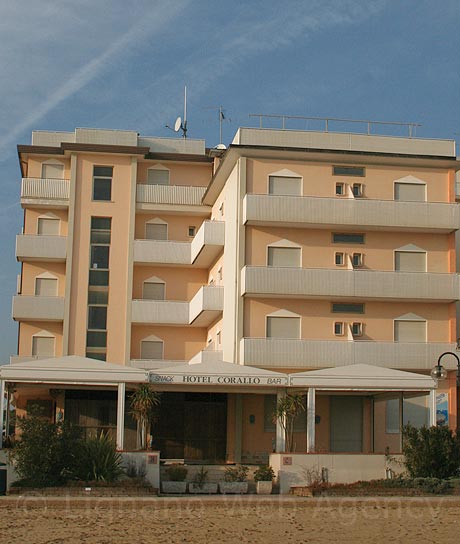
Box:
[0,450,18,490]
[121,451,160,490]
[269,453,404,494]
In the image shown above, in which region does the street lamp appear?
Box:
[431,352,460,386]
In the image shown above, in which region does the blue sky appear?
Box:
[0,0,459,363]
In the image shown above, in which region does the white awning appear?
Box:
[150,360,288,387]
[0,356,148,384]
[289,363,435,391]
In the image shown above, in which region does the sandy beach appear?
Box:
[1,496,460,543]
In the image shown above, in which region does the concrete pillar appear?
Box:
[429,389,437,427]
[116,383,126,451]
[399,392,404,452]
[307,388,316,453]
[0,380,5,450]
[234,393,243,462]
[275,390,286,452]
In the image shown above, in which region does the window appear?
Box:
[334,322,344,336]
[218,267,223,281]
[267,246,301,267]
[395,251,426,272]
[394,320,426,342]
[386,396,429,433]
[90,245,109,269]
[88,306,107,330]
[88,289,109,305]
[92,166,113,201]
[333,166,365,177]
[32,335,55,357]
[141,340,163,360]
[86,352,106,361]
[86,331,107,348]
[89,270,109,286]
[335,183,345,196]
[217,330,221,346]
[352,183,363,197]
[332,303,365,314]
[351,322,363,337]
[146,222,167,240]
[268,176,301,196]
[394,182,425,202]
[332,233,365,244]
[41,162,64,179]
[335,252,345,266]
[352,253,363,268]
[266,316,301,338]
[35,277,57,296]
[143,281,165,300]
[188,226,196,237]
[147,168,169,185]
[90,217,111,243]
[386,398,400,434]
[219,202,224,218]
[37,217,59,235]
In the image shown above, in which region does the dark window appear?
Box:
[89,270,109,286]
[334,322,344,335]
[94,166,113,177]
[88,289,109,304]
[86,352,106,361]
[352,183,363,197]
[188,226,196,237]
[93,178,112,201]
[333,166,365,177]
[88,306,107,330]
[26,399,53,418]
[86,330,107,347]
[332,233,365,244]
[335,183,345,196]
[91,245,109,269]
[91,217,111,230]
[332,303,365,314]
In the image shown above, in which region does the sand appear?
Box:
[1,496,460,543]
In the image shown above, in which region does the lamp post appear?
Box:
[431,352,460,386]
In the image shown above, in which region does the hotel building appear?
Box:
[1,124,460,468]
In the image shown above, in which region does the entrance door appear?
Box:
[330,396,363,452]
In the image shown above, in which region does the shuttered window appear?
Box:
[35,278,57,296]
[394,320,426,342]
[395,251,426,272]
[32,336,55,356]
[143,282,165,300]
[266,316,300,338]
[147,169,169,185]
[267,247,301,267]
[268,176,301,196]
[141,340,163,359]
[394,183,425,202]
[37,218,60,235]
[41,163,64,179]
[146,223,167,240]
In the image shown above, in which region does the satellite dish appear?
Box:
[174,117,182,132]
[215,144,227,150]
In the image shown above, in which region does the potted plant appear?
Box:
[254,465,275,495]
[219,465,249,494]
[272,393,305,452]
[188,466,218,494]
[129,384,161,450]
[162,464,187,494]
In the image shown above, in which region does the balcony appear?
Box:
[131,286,223,327]
[16,235,67,262]
[136,184,209,211]
[21,178,70,208]
[240,338,457,370]
[243,194,460,232]
[12,295,65,321]
[129,359,187,370]
[241,266,460,303]
[133,221,224,267]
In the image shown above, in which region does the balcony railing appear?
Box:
[16,235,67,262]
[21,178,70,202]
[189,286,224,325]
[240,338,457,370]
[129,359,187,370]
[243,194,460,232]
[241,266,460,302]
[136,184,207,206]
[12,295,65,321]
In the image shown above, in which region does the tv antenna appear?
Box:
[165,86,188,138]
[205,105,229,148]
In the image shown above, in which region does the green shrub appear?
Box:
[74,432,123,483]
[253,465,275,482]
[402,424,460,479]
[224,464,249,482]
[167,464,187,482]
[193,466,208,488]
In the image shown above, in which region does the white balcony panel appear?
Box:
[16,235,67,262]
[189,349,223,364]
[21,178,70,206]
[133,240,190,265]
[131,300,189,325]
[136,184,207,206]
[243,194,460,232]
[191,220,225,265]
[12,295,64,321]
[241,338,456,370]
[241,267,460,302]
[189,286,224,326]
[129,359,187,370]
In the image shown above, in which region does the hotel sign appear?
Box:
[149,373,288,386]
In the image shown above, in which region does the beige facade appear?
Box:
[6,126,460,463]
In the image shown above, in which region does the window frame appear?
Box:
[332,303,365,314]
[334,322,344,336]
[335,182,345,196]
[268,175,302,196]
[332,165,365,177]
[92,166,113,202]
[352,183,363,197]
[332,233,365,244]
[267,245,301,268]
[335,252,345,266]
[352,252,364,268]
[351,322,363,337]
[266,315,301,339]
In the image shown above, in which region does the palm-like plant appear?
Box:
[129,384,161,450]
[272,393,305,453]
